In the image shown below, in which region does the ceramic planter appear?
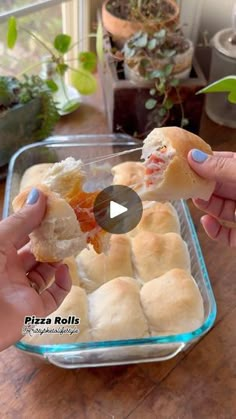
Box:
[0,97,42,167]
[102,0,179,47]
[124,39,194,83]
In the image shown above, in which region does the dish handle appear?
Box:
[45,343,185,369]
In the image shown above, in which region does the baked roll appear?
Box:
[22,286,91,345]
[112,161,145,190]
[128,201,180,237]
[131,231,190,282]
[88,277,149,341]
[140,269,204,335]
[137,127,215,201]
[13,158,111,262]
[20,163,54,191]
[76,234,133,292]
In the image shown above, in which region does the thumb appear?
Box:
[188,149,236,184]
[1,188,47,249]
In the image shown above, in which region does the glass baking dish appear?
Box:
[3,134,217,369]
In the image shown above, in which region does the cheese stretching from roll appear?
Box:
[138,127,215,201]
[13,158,110,262]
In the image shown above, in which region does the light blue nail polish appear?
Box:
[191,149,208,163]
[26,188,39,205]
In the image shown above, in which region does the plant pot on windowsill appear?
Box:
[0,76,59,168]
[123,30,194,83]
[124,38,194,83]
[102,0,179,48]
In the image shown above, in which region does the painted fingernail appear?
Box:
[26,188,40,205]
[191,149,208,163]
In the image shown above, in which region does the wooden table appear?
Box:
[0,87,236,418]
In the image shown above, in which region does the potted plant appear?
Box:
[0,17,103,167]
[123,28,194,82]
[120,27,193,128]
[0,75,59,167]
[102,0,179,47]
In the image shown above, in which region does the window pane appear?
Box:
[0,1,56,13]
[0,3,63,76]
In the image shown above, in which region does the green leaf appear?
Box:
[148,39,157,50]
[170,78,180,87]
[78,51,97,72]
[197,76,236,95]
[96,19,104,62]
[145,98,157,110]
[134,32,148,48]
[164,64,174,77]
[7,16,17,49]
[163,49,176,58]
[71,68,97,95]
[154,29,166,39]
[46,79,58,92]
[61,99,81,113]
[228,90,236,104]
[54,34,71,54]
[149,88,156,96]
[158,107,167,117]
[149,69,164,79]
[164,98,173,110]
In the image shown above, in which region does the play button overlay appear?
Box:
[110,201,128,218]
[94,185,143,234]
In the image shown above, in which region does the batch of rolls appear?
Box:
[21,159,204,346]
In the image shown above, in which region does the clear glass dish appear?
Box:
[3,134,217,369]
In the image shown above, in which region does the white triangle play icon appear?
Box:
[110,200,128,219]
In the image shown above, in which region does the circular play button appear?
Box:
[94,185,143,234]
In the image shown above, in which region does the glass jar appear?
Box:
[205,28,236,128]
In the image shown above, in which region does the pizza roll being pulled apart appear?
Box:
[138,127,216,201]
[13,158,110,263]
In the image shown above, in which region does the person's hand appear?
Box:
[0,188,71,351]
[188,150,236,247]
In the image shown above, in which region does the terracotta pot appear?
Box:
[102,0,179,48]
[124,39,194,83]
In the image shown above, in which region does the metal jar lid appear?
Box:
[212,28,236,59]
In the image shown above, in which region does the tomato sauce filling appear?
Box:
[69,190,105,254]
[145,149,167,186]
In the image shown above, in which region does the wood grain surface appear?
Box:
[0,88,236,419]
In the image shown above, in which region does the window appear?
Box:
[0,0,91,76]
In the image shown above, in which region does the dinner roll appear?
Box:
[128,201,180,237]
[88,277,149,341]
[131,231,190,282]
[138,127,215,201]
[22,286,91,345]
[20,163,54,191]
[13,184,87,262]
[112,161,145,190]
[140,269,204,335]
[76,234,134,292]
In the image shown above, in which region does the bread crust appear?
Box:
[140,268,204,335]
[139,127,216,201]
[88,277,149,341]
[131,231,191,282]
[13,184,87,262]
